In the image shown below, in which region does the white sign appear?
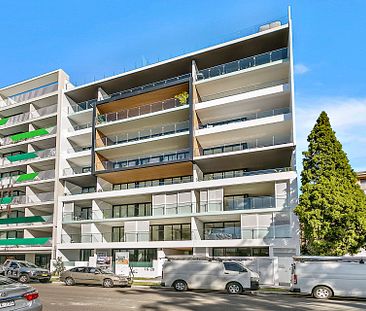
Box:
[115,252,130,276]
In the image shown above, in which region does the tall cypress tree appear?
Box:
[295,111,366,255]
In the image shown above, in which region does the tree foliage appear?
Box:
[295,111,366,255]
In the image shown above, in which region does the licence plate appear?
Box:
[0,301,15,308]
[42,274,48,276]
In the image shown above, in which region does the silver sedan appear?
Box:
[0,277,42,310]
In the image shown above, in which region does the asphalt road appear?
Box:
[33,283,366,311]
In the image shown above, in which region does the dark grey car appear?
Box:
[0,277,42,310]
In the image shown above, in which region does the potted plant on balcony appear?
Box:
[174,92,189,105]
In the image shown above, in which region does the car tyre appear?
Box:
[173,280,188,292]
[313,286,333,299]
[226,282,243,294]
[103,278,114,288]
[65,277,75,286]
[18,274,30,284]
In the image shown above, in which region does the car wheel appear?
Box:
[18,274,30,284]
[173,280,188,291]
[226,282,243,294]
[313,286,333,299]
[65,277,75,286]
[103,278,114,288]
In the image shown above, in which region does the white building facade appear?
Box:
[0,14,299,285]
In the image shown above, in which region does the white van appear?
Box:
[161,259,260,294]
[291,256,366,299]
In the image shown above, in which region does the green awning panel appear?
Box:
[0,197,13,204]
[10,128,49,142]
[0,216,45,225]
[0,237,50,246]
[16,172,39,183]
[7,152,38,162]
[0,118,9,126]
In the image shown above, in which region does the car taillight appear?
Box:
[23,292,39,301]
[293,274,297,284]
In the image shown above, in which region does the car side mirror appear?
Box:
[94,271,100,274]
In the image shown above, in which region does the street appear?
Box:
[33,283,366,311]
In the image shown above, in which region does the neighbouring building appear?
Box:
[357,171,366,194]
[0,12,298,285]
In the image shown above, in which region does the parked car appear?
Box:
[291,256,366,299]
[60,267,132,288]
[161,259,260,294]
[0,260,51,284]
[0,276,42,310]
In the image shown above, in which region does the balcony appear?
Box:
[197,136,291,157]
[100,149,190,172]
[0,170,55,187]
[68,99,96,115]
[0,215,53,226]
[96,121,189,149]
[96,97,188,126]
[61,233,112,243]
[0,192,54,206]
[198,108,290,129]
[98,74,190,105]
[63,166,92,177]
[0,126,56,147]
[69,123,92,132]
[203,167,292,181]
[0,148,56,167]
[241,226,291,239]
[0,83,58,109]
[0,237,52,247]
[0,104,57,129]
[196,48,288,81]
[152,203,195,217]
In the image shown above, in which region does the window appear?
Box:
[71,267,87,273]
[204,222,241,240]
[9,262,19,269]
[223,262,247,272]
[80,249,93,261]
[212,247,269,257]
[112,203,152,218]
[112,227,124,242]
[87,267,97,273]
[150,224,191,241]
[112,249,157,267]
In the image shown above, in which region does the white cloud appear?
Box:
[294,63,310,75]
[296,97,366,172]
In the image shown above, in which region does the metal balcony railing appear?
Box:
[196,48,288,81]
[96,97,187,125]
[0,148,56,167]
[97,121,190,147]
[101,149,190,171]
[0,83,58,109]
[199,108,290,129]
[198,136,291,157]
[0,126,57,147]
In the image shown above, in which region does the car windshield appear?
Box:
[18,262,38,268]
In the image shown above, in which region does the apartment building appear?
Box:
[57,15,298,285]
[0,70,70,268]
[0,13,298,284]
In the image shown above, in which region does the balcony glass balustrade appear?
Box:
[101,149,190,171]
[63,166,92,176]
[0,126,57,147]
[199,136,291,157]
[203,167,292,181]
[96,97,187,126]
[97,121,189,147]
[68,99,96,114]
[241,226,291,239]
[0,192,54,206]
[197,47,288,80]
[199,108,290,129]
[0,104,57,128]
[0,170,55,187]
[0,148,56,167]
